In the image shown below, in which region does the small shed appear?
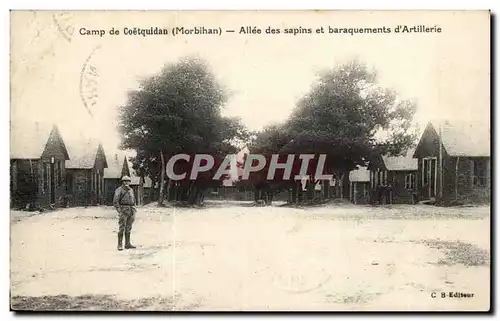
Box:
[368,149,418,204]
[10,121,70,209]
[103,152,131,205]
[140,176,155,205]
[348,167,370,204]
[65,139,108,206]
[413,120,490,205]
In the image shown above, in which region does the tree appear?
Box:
[243,124,295,204]
[254,60,417,204]
[118,56,250,205]
[287,60,417,201]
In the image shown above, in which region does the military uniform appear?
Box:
[113,177,137,250]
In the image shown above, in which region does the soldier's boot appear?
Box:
[117,232,124,251]
[125,232,136,249]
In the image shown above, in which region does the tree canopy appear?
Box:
[119,58,416,206]
[118,57,250,205]
[245,60,417,203]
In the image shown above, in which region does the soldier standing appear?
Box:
[113,176,137,251]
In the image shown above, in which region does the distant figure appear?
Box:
[113,176,137,251]
[374,185,391,205]
[377,185,385,204]
[411,191,418,205]
[386,184,393,205]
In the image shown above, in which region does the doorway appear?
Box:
[422,157,437,199]
[50,162,55,204]
[96,170,100,205]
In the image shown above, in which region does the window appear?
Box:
[371,171,378,188]
[423,159,429,186]
[472,159,487,187]
[405,173,416,190]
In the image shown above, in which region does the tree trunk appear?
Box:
[323,180,330,199]
[177,183,181,202]
[187,182,198,205]
[176,182,182,201]
[335,172,341,198]
[314,179,320,200]
[172,182,176,201]
[158,150,166,205]
[195,190,203,206]
[291,183,297,204]
[165,178,172,202]
[182,182,192,202]
[187,181,195,203]
[306,177,314,200]
[340,172,345,199]
[266,190,273,205]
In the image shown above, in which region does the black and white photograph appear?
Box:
[9,10,491,311]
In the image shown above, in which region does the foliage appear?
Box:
[118,57,250,205]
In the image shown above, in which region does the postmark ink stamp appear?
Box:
[80,45,101,117]
[52,12,75,42]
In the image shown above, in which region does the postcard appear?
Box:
[10,10,491,312]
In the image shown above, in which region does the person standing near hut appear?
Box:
[113,176,137,251]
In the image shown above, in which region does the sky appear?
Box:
[10,11,490,155]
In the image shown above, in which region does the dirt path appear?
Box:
[10,205,490,311]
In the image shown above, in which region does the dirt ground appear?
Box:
[10,202,491,311]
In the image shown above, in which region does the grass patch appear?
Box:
[420,240,490,266]
[11,294,186,311]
